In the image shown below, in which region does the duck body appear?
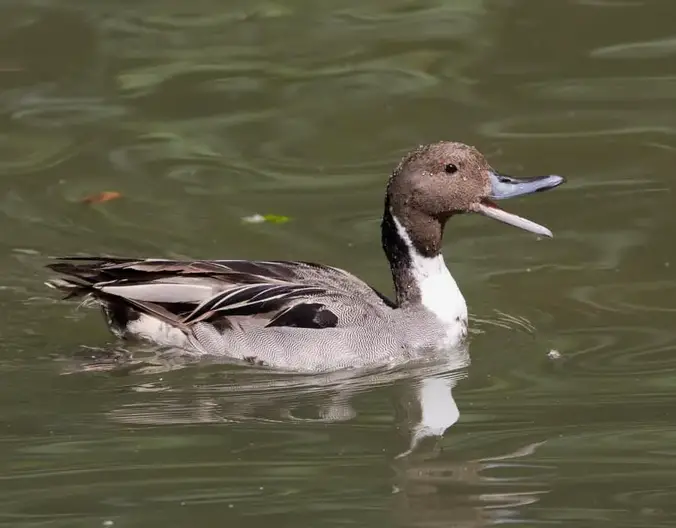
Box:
[47,251,468,372]
[47,142,563,372]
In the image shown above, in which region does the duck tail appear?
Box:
[45,276,97,301]
[46,259,190,334]
[45,260,100,300]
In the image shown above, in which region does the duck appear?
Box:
[46,141,564,372]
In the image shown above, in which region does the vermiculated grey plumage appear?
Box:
[46,257,437,371]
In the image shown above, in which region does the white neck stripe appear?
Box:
[390,212,468,326]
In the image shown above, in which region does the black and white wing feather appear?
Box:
[46,256,394,333]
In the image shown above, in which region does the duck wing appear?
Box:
[46,257,395,332]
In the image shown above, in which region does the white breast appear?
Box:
[410,252,467,327]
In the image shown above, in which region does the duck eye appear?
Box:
[444,163,458,175]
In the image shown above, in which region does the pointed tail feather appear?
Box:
[45,276,96,300]
[46,264,190,334]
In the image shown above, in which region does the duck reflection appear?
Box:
[65,341,550,525]
[65,341,468,445]
[391,435,550,528]
[391,357,550,527]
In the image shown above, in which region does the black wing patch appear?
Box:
[266,302,338,329]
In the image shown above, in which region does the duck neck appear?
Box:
[381,198,467,323]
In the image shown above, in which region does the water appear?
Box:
[1,0,676,525]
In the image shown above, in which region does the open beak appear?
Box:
[476,171,565,237]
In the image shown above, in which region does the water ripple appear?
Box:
[523,76,676,102]
[480,110,676,139]
[569,279,676,314]
[0,128,78,176]
[10,95,127,128]
[555,325,676,378]
[591,36,676,59]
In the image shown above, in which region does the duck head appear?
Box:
[386,141,565,250]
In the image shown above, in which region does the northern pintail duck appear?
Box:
[47,142,564,372]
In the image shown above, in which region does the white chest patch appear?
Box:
[391,213,468,344]
[411,253,467,326]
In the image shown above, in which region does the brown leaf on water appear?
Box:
[81,191,122,204]
[0,64,24,73]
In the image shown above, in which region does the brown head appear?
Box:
[384,141,565,258]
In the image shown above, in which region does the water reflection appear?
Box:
[398,375,460,457]
[41,303,551,462]
[388,345,552,527]
[55,307,541,457]
[392,438,551,528]
[72,343,471,457]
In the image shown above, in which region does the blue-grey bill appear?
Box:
[477,171,565,238]
[488,172,565,200]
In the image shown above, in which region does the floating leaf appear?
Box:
[262,214,290,224]
[242,213,290,224]
[81,191,122,204]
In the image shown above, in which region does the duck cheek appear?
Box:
[453,195,473,213]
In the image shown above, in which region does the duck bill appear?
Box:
[475,171,565,238]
